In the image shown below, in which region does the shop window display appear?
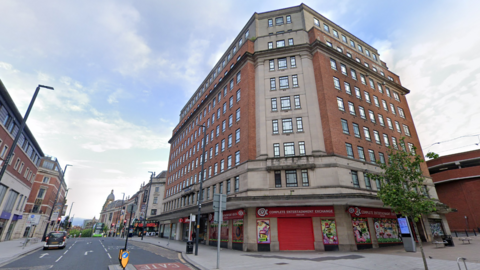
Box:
[352,217,371,244]
[373,218,401,243]
[232,219,244,243]
[321,219,338,245]
[257,220,271,244]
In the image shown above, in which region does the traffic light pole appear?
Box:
[195,125,206,256]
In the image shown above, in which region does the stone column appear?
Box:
[368,218,379,248]
[312,217,325,251]
[334,205,357,251]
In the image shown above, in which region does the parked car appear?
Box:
[44,231,67,250]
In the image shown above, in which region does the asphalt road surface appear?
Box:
[0,237,194,270]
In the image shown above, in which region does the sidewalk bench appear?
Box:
[433,241,447,248]
[459,237,472,244]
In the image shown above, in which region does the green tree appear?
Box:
[367,139,437,270]
[81,229,92,237]
[425,152,439,160]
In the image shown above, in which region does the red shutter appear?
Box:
[278,218,314,250]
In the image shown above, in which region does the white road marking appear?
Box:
[63,250,68,255]
[107,253,112,259]
[39,253,48,258]
[84,252,87,256]
[55,255,63,262]
[104,248,108,252]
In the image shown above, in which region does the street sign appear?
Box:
[127,204,137,213]
[213,194,226,211]
[27,214,40,226]
[120,250,129,268]
[213,211,222,224]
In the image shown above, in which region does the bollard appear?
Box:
[465,230,469,237]
[455,231,458,237]
[474,230,477,237]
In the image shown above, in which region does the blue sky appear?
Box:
[1,0,479,220]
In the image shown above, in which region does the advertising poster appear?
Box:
[352,218,371,244]
[397,218,410,234]
[321,219,338,245]
[257,219,270,244]
[373,218,401,243]
[429,221,444,237]
[221,221,229,242]
[232,219,244,243]
[209,223,218,241]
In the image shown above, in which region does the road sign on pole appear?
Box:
[213,194,226,211]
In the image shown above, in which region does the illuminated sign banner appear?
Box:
[256,206,334,218]
[347,206,397,219]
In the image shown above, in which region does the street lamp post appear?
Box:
[195,125,206,256]
[142,171,155,240]
[42,164,71,241]
[0,85,54,182]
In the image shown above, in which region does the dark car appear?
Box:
[44,231,67,250]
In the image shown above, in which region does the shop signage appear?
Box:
[256,206,334,218]
[347,206,397,219]
[209,209,245,221]
[136,222,158,228]
[179,217,192,223]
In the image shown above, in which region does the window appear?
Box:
[342,35,347,43]
[344,82,351,95]
[272,120,279,134]
[285,170,298,187]
[369,110,376,123]
[341,119,349,134]
[390,104,396,115]
[330,58,337,70]
[364,174,372,189]
[333,77,341,90]
[293,117,303,132]
[286,15,291,24]
[326,41,332,47]
[382,100,388,111]
[357,146,366,161]
[336,47,342,53]
[284,142,295,156]
[291,75,299,87]
[273,143,280,157]
[368,150,375,163]
[294,95,301,109]
[387,118,393,130]
[281,96,291,110]
[323,24,330,32]
[220,159,225,172]
[268,42,273,49]
[270,78,276,90]
[229,96,234,108]
[360,74,366,85]
[350,69,357,80]
[351,171,360,188]
[359,106,366,119]
[385,87,391,97]
[221,139,225,151]
[398,107,405,118]
[235,151,240,165]
[228,115,233,127]
[346,143,354,158]
[373,96,379,107]
[383,134,390,147]
[364,91,371,103]
[236,108,241,121]
[355,87,361,99]
[337,97,345,111]
[368,79,374,89]
[235,176,239,192]
[271,98,278,111]
[278,58,287,69]
[393,92,400,102]
[346,52,352,58]
[299,141,306,155]
[268,19,273,27]
[364,127,371,141]
[314,18,320,26]
[282,118,293,133]
[392,137,398,149]
[275,171,282,187]
[222,120,226,132]
[395,121,401,133]
[403,125,411,136]
[379,153,386,164]
[279,76,289,89]
[332,29,339,38]
[352,123,360,138]
[227,155,232,168]
[235,129,240,143]
[276,17,284,25]
[350,40,355,48]
[373,130,381,145]
[378,114,385,126]
[348,102,355,115]
[42,176,50,183]
[288,38,294,46]
[269,59,275,70]
[340,64,347,75]
[290,56,296,67]
[276,40,285,48]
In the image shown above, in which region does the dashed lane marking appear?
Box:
[107,253,112,259]
[63,250,68,255]
[55,255,63,262]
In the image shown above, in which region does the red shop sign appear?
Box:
[256,206,334,218]
[208,209,245,221]
[347,206,397,219]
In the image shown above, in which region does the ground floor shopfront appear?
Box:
[155,205,450,252]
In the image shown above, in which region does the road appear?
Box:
[0,237,194,270]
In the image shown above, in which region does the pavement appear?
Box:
[129,235,480,270]
[0,237,44,266]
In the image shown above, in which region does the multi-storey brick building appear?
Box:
[0,80,44,241]
[154,4,450,251]
[427,149,480,233]
[24,156,67,238]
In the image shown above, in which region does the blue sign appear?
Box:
[122,252,129,259]
[398,218,410,234]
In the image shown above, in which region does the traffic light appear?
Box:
[50,221,55,226]
[111,223,115,228]
[57,217,61,224]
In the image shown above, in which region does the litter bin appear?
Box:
[442,235,454,247]
[186,241,194,254]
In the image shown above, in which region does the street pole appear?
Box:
[195,124,206,256]
[142,171,155,240]
[59,188,71,228]
[216,197,222,269]
[0,85,54,182]
[42,164,71,241]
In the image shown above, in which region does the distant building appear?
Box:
[24,156,67,238]
[427,149,480,232]
[0,80,44,241]
[156,4,450,252]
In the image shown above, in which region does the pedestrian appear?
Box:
[192,231,196,242]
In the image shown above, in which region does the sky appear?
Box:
[1,0,479,221]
